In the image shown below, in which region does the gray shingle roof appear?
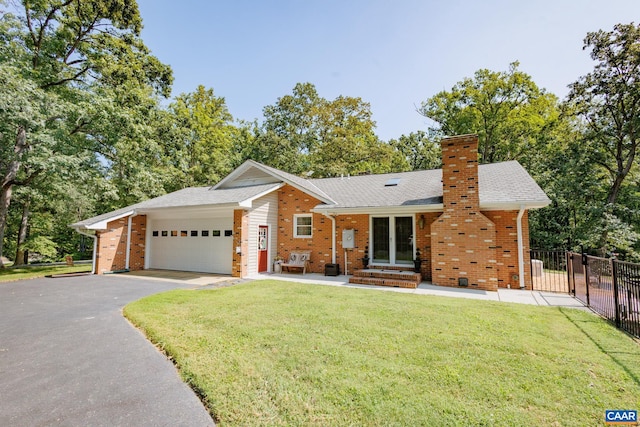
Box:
[72,160,549,229]
[71,183,281,229]
[311,161,549,210]
[244,161,334,203]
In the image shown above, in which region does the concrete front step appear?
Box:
[349,269,421,289]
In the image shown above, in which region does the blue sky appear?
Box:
[136,0,639,141]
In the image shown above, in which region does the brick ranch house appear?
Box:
[71,134,550,291]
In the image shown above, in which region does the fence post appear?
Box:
[582,252,590,307]
[566,252,573,295]
[611,258,621,328]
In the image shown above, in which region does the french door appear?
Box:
[372,216,414,265]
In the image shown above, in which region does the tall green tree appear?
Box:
[567,23,640,208]
[248,82,321,173]
[389,131,441,171]
[0,1,173,266]
[309,95,399,176]
[0,63,65,265]
[245,82,400,177]
[166,85,237,188]
[419,62,561,164]
[566,23,640,256]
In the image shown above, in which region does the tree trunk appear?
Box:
[0,126,28,268]
[598,140,637,255]
[606,171,628,206]
[13,199,30,266]
[0,185,12,268]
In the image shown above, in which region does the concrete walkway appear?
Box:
[123,270,586,309]
[245,272,588,309]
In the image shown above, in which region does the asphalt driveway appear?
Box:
[0,275,214,426]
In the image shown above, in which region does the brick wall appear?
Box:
[232,209,249,277]
[277,185,377,274]
[415,212,440,280]
[335,213,369,274]
[129,215,146,271]
[484,210,532,289]
[431,134,499,291]
[95,215,146,273]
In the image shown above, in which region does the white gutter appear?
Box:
[312,201,551,216]
[75,229,97,274]
[320,212,337,264]
[125,213,138,270]
[516,205,526,289]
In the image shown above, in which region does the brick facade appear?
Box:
[484,210,532,289]
[89,135,537,291]
[431,135,499,291]
[232,209,249,277]
[414,212,440,281]
[276,185,373,274]
[95,215,146,274]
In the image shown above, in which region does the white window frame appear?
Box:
[293,214,313,238]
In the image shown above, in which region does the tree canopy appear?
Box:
[242,83,403,177]
[419,62,561,164]
[1,6,639,263]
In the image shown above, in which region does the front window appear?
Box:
[294,214,312,238]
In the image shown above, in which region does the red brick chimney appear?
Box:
[431,134,498,291]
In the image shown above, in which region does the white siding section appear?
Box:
[247,192,279,275]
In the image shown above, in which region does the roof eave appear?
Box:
[312,204,444,215]
[136,202,242,214]
[312,198,552,215]
[239,182,285,207]
[479,199,552,211]
[71,209,136,231]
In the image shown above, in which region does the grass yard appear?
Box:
[124,280,640,426]
[0,264,91,283]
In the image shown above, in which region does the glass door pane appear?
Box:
[372,217,390,263]
[395,216,413,264]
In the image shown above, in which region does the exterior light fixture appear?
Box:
[418,214,425,230]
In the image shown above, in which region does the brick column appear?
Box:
[128,215,146,271]
[95,218,128,274]
[431,134,498,291]
[232,209,249,277]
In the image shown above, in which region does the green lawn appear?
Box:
[124,280,640,426]
[0,264,91,282]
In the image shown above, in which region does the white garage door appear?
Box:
[148,218,234,274]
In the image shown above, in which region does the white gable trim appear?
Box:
[238,183,285,207]
[213,160,334,204]
[77,210,136,231]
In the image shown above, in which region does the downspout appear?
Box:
[516,205,526,289]
[75,229,97,274]
[320,212,337,264]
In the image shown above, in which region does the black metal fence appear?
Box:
[567,252,640,339]
[529,250,569,293]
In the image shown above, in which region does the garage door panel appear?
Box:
[148,218,233,274]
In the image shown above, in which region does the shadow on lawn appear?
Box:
[560,307,640,387]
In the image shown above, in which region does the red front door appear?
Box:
[258,226,268,272]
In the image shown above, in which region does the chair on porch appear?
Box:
[281,251,311,275]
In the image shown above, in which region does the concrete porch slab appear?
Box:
[122,269,236,286]
[246,272,589,308]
